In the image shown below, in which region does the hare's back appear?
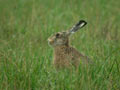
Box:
[68,47,91,64]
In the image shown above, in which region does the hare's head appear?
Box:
[48,20,87,47]
[48,31,69,47]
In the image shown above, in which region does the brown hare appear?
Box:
[48,20,92,69]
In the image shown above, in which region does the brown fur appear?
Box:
[48,20,91,69]
[48,33,91,69]
[53,45,91,69]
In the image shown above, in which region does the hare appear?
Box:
[48,20,92,69]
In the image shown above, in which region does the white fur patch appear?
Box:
[80,22,85,28]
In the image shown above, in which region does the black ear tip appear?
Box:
[76,20,87,27]
[79,20,87,24]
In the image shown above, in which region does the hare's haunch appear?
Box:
[48,20,91,69]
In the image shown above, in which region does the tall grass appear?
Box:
[0,0,120,90]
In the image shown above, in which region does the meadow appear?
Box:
[0,0,120,90]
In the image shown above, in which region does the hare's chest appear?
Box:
[53,51,75,68]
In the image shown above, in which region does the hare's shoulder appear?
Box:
[68,47,84,56]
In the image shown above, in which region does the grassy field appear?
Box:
[0,0,120,90]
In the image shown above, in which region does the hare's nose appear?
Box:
[48,38,50,41]
[48,38,52,42]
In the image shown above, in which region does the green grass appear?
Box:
[0,0,120,90]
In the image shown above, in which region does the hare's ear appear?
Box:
[67,20,87,35]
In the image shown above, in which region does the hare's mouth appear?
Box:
[48,39,54,45]
[48,41,53,45]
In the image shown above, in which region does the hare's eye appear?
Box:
[56,33,60,38]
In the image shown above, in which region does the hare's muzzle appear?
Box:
[48,38,54,45]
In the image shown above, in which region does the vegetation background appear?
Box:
[0,0,120,90]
